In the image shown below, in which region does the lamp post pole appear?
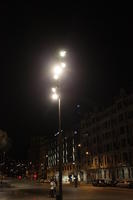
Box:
[51,50,67,200]
[58,97,63,200]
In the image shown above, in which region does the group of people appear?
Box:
[49,178,57,198]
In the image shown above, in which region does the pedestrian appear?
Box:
[49,179,56,197]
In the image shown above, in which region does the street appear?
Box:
[0,180,133,200]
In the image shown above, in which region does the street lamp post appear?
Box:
[51,50,67,200]
[58,97,62,200]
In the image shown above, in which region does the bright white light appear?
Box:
[61,62,66,68]
[54,66,62,75]
[59,50,66,57]
[53,74,59,80]
[52,93,59,100]
[52,88,56,93]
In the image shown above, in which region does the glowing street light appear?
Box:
[52,93,59,100]
[59,50,66,57]
[61,62,66,68]
[78,144,81,147]
[50,50,68,200]
[54,65,62,75]
[53,74,59,80]
[52,88,56,93]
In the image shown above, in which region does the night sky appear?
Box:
[0,2,133,159]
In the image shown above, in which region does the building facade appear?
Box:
[47,130,81,183]
[36,90,133,183]
[80,90,133,182]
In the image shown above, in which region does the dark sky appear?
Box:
[0,2,133,159]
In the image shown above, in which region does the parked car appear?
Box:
[116,181,133,188]
[92,179,106,187]
[92,179,118,187]
[104,180,118,187]
[39,178,50,183]
[39,178,45,183]
[128,181,133,188]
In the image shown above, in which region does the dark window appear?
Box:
[120,126,125,135]
[92,118,95,123]
[117,169,119,178]
[107,144,110,152]
[126,126,130,134]
[114,154,117,164]
[117,102,122,110]
[97,135,99,142]
[105,132,110,139]
[112,107,116,113]
[104,170,106,179]
[108,120,111,128]
[128,168,131,178]
[125,112,128,119]
[122,169,125,179]
[93,137,96,144]
[131,168,133,178]
[128,111,133,119]
[121,139,126,147]
[129,152,132,164]
[123,152,128,162]
[111,118,117,127]
[112,130,116,137]
[119,113,124,122]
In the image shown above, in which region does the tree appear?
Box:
[0,129,8,151]
[0,129,12,155]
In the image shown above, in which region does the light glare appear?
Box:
[59,50,66,57]
[54,66,62,75]
[54,74,59,80]
[52,88,56,93]
[52,93,59,100]
[61,62,66,68]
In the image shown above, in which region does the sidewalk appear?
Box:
[0,181,11,188]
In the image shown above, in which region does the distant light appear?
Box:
[72,162,75,165]
[61,62,66,68]
[54,65,62,75]
[59,50,66,57]
[54,132,59,136]
[77,104,80,108]
[86,151,89,155]
[33,174,37,180]
[46,155,48,158]
[52,93,59,100]
[53,74,59,80]
[74,131,78,134]
[18,175,22,180]
[78,144,81,147]
[52,88,56,93]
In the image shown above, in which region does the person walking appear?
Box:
[49,179,56,198]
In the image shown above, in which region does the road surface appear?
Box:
[0,179,133,200]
